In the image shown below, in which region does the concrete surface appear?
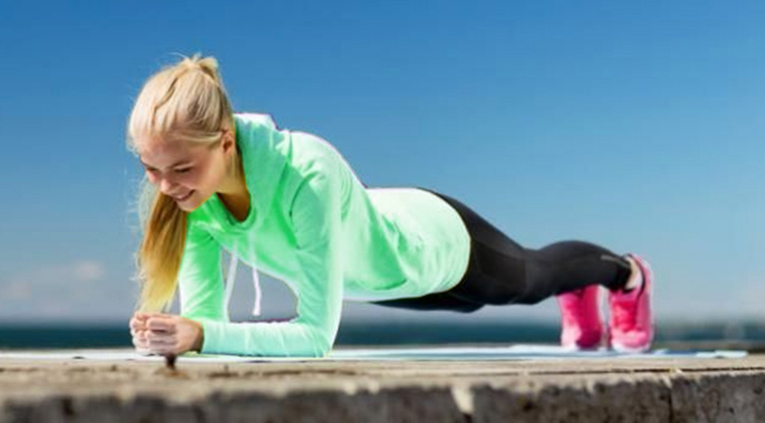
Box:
[0,347,763,422]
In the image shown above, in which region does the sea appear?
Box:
[0,321,763,349]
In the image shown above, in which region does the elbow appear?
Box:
[314,340,333,358]
[304,328,334,358]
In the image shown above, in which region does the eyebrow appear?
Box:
[139,159,193,170]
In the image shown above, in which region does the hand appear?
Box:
[129,312,204,356]
[129,312,150,354]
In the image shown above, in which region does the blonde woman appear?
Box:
[128,55,654,358]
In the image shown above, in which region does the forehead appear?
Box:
[136,137,207,168]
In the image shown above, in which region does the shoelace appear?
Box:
[223,254,261,316]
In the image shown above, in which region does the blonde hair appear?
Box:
[127,54,234,312]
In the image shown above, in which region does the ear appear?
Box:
[220,130,236,155]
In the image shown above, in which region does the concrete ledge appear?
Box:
[474,371,765,422]
[3,388,466,423]
[474,375,672,422]
[0,351,764,422]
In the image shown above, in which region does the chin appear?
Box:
[177,190,210,212]
[177,203,198,212]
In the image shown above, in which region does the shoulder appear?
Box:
[234,112,279,131]
[234,112,288,154]
[234,112,340,172]
[289,132,346,175]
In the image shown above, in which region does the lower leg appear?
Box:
[450,239,633,306]
[519,240,633,303]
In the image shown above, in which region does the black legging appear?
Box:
[372,188,632,313]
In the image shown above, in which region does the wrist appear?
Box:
[192,320,204,352]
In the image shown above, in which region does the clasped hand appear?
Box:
[129,312,204,356]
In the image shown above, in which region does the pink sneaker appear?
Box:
[556,285,604,350]
[608,253,654,353]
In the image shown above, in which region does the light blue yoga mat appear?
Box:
[0,345,748,363]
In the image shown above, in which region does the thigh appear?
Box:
[417,187,529,305]
[418,188,525,255]
[449,240,528,305]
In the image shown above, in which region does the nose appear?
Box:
[159,176,178,195]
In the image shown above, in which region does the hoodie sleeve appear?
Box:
[177,223,228,322]
[195,164,344,357]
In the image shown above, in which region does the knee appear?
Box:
[481,274,552,306]
[453,303,484,313]
[513,291,547,305]
[479,278,528,306]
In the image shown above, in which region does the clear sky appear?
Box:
[1,0,763,324]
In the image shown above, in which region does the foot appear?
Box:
[608,253,654,353]
[557,285,605,350]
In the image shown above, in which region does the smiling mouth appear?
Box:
[174,190,194,202]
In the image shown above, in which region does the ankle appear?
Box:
[621,256,643,291]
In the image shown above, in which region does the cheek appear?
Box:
[200,160,224,187]
[184,164,217,190]
[176,172,197,185]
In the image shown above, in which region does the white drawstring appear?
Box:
[224,253,237,310]
[252,267,261,316]
[223,253,262,316]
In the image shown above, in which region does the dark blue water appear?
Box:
[0,321,763,349]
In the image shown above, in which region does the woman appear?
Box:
[128,55,653,357]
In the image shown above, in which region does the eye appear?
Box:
[145,169,159,183]
[175,167,192,174]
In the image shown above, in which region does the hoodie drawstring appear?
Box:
[252,266,261,316]
[224,254,262,317]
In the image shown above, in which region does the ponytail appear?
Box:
[127,54,234,311]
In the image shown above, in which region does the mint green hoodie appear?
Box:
[178,113,471,357]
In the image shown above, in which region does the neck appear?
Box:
[217,148,248,198]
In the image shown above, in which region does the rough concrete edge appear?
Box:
[470,370,765,423]
[0,384,469,423]
[2,370,765,422]
[668,370,765,423]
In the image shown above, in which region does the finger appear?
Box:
[133,312,151,321]
[134,340,158,356]
[146,339,176,349]
[148,343,178,355]
[136,312,168,321]
[130,318,147,332]
[146,333,176,345]
[130,325,148,337]
[147,318,176,333]
[135,347,153,356]
[148,343,176,355]
[132,334,148,349]
[132,336,148,349]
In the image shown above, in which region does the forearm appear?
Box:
[198,318,336,357]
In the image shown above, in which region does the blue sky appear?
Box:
[1,0,763,324]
